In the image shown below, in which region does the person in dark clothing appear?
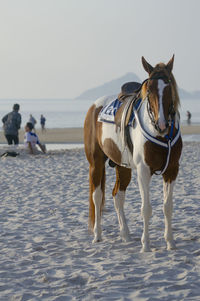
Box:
[2,103,21,145]
[29,114,37,132]
[186,110,192,125]
[40,114,46,131]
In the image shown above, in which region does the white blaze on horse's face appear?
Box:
[157,79,169,132]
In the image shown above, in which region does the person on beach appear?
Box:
[40,114,46,131]
[187,110,192,125]
[29,114,37,131]
[24,122,46,154]
[2,103,21,145]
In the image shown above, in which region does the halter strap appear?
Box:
[133,106,181,175]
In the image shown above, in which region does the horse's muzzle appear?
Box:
[156,120,169,134]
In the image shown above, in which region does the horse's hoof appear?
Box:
[120,228,130,242]
[167,241,176,250]
[121,235,131,242]
[141,245,151,252]
[92,237,102,243]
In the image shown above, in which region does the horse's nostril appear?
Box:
[158,121,166,131]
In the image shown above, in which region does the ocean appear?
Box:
[0,97,199,129]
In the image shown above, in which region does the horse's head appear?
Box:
[141,55,179,133]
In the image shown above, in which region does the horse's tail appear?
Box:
[88,165,105,231]
[101,164,106,212]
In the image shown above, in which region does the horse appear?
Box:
[84,56,182,252]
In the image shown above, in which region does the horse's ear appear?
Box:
[166,54,174,74]
[141,56,154,74]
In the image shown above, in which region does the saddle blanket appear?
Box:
[98,98,142,127]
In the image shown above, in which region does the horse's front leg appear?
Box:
[113,190,130,242]
[137,164,152,252]
[163,180,176,250]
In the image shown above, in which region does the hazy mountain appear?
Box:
[75,72,141,100]
[179,88,200,99]
[75,73,200,100]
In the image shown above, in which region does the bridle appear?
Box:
[146,99,176,133]
[145,74,176,134]
[132,74,181,175]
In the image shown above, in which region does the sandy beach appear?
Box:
[0,140,199,300]
[0,125,199,144]
[180,125,200,135]
[0,128,84,144]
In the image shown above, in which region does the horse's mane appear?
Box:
[169,73,180,111]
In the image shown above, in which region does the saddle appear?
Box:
[97,81,142,128]
[115,81,143,159]
[98,81,143,166]
[115,81,142,127]
[118,81,141,101]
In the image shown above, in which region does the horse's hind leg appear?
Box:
[89,159,106,243]
[163,179,176,250]
[112,166,132,242]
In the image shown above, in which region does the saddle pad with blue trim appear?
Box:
[98,98,142,127]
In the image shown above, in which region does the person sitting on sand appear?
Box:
[24,122,46,154]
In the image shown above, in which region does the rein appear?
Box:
[146,100,175,133]
[133,106,181,175]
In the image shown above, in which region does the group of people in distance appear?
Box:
[29,113,46,132]
[1,104,46,154]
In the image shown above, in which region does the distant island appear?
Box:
[75,72,200,100]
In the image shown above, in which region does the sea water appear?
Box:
[0,97,199,129]
[0,98,94,129]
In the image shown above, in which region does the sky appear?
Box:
[0,0,199,99]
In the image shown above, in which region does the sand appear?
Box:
[0,141,199,300]
[0,128,84,144]
[180,125,200,135]
[0,125,199,144]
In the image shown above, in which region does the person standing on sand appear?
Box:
[2,103,21,145]
[24,122,46,154]
[40,114,46,131]
[186,110,192,125]
[29,114,37,131]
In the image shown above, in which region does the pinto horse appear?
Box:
[84,56,182,252]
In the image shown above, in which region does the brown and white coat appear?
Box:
[84,56,182,252]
